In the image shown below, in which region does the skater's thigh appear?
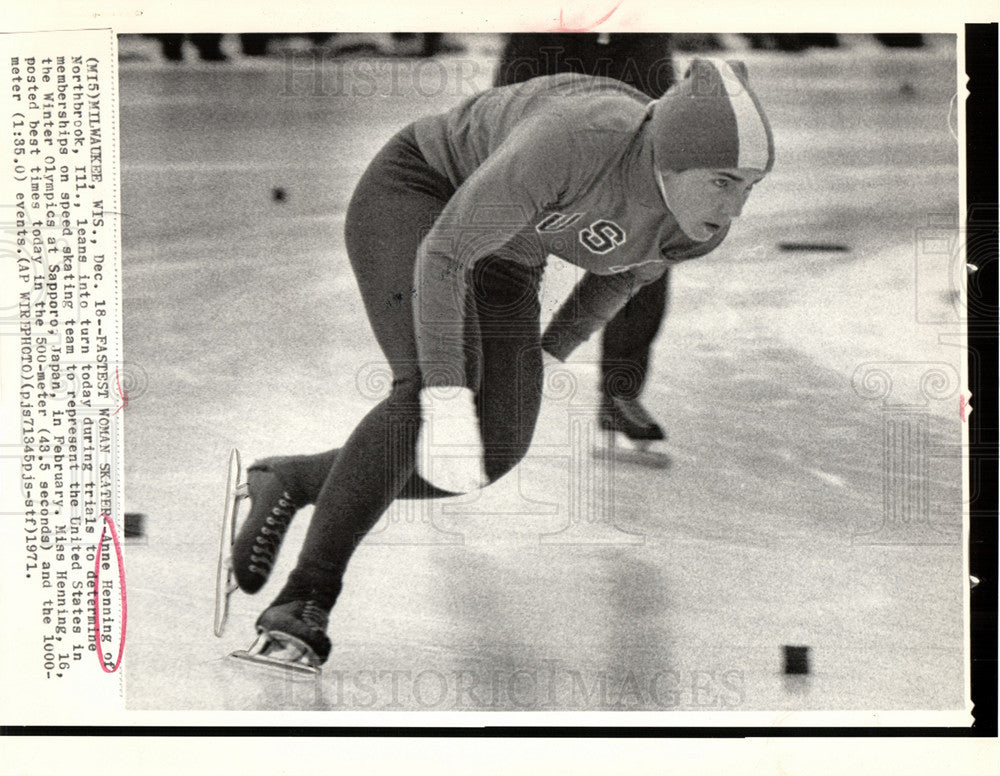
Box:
[344,126,455,375]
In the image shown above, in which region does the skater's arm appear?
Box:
[541,222,723,362]
[414,119,578,387]
[541,266,662,361]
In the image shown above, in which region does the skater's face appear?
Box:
[656,167,765,242]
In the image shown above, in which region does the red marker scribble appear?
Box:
[113,367,128,415]
[959,395,968,422]
[549,2,623,32]
[93,513,127,673]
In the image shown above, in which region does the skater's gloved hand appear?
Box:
[416,386,489,494]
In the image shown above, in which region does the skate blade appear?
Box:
[592,432,671,469]
[214,448,249,637]
[228,649,321,678]
[228,633,322,677]
[213,565,239,638]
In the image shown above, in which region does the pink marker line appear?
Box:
[113,367,129,415]
[92,513,127,674]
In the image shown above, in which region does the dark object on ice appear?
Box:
[778,242,850,252]
[783,645,811,675]
[124,512,146,538]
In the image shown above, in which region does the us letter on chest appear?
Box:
[535,213,627,255]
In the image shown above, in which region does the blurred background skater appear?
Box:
[150,33,227,62]
[742,33,840,52]
[233,32,465,60]
[495,33,677,460]
[389,33,464,57]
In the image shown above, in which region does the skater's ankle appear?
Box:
[250,449,339,506]
[273,568,341,611]
[247,464,310,508]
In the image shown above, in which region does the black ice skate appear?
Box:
[229,599,332,676]
[230,469,301,594]
[213,449,302,637]
[594,396,671,468]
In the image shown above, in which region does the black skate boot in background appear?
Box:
[599,395,666,441]
[595,395,671,468]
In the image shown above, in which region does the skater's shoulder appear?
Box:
[532,75,649,130]
[505,91,646,170]
[524,72,649,103]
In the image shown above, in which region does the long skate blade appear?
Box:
[228,633,322,677]
[214,448,246,637]
[592,432,671,469]
[228,650,321,677]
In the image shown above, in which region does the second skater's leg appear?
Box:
[599,271,670,448]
